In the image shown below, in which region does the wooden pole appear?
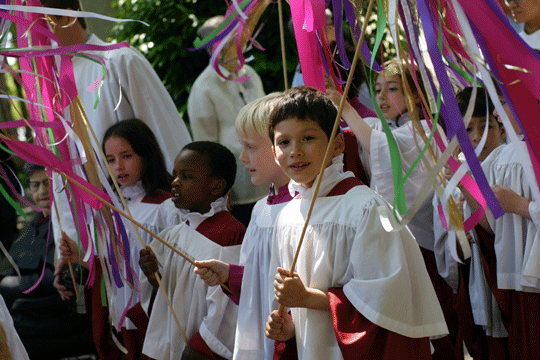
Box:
[278,0,376,315]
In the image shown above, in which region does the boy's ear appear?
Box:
[272,145,280,165]
[209,177,227,196]
[500,124,506,142]
[332,133,346,157]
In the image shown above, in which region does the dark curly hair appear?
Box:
[181,141,237,197]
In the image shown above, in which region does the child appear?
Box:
[507,0,540,50]
[103,118,173,358]
[265,87,447,359]
[194,93,294,360]
[139,141,245,360]
[57,118,173,360]
[457,93,540,359]
[329,60,462,359]
[433,87,508,358]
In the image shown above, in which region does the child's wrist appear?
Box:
[304,288,330,311]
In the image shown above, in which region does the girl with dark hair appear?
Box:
[59,118,173,360]
[101,118,172,359]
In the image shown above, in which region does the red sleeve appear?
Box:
[197,211,246,247]
[224,264,244,305]
[328,287,432,360]
[342,129,369,186]
[273,335,298,360]
[189,331,228,360]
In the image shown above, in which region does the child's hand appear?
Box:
[53,265,73,301]
[273,267,309,308]
[264,309,295,342]
[139,246,159,288]
[193,260,230,287]
[491,184,531,218]
[59,231,86,266]
[326,89,355,118]
[442,160,457,183]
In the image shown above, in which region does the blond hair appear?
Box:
[235,92,282,139]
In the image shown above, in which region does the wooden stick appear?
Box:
[278,0,289,90]
[58,168,196,265]
[57,123,233,291]
[52,196,80,302]
[71,97,194,339]
[279,0,376,314]
[155,272,189,344]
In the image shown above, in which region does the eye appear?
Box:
[277,139,289,146]
[123,153,132,159]
[374,87,381,95]
[466,127,472,133]
[303,135,315,141]
[389,86,400,93]
[106,157,115,164]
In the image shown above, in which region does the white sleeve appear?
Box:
[112,49,192,170]
[0,296,30,360]
[187,82,220,143]
[432,192,460,293]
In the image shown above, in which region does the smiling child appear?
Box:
[264,87,447,359]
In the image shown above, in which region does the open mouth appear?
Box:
[117,174,129,182]
[290,162,309,172]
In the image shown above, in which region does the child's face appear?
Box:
[171,149,219,214]
[466,115,505,161]
[272,118,344,189]
[29,170,50,210]
[374,74,409,120]
[104,136,144,187]
[494,97,523,136]
[239,130,288,187]
[508,0,540,25]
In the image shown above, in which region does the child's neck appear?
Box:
[273,175,290,192]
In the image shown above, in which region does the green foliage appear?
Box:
[111,0,298,118]
[110,0,399,119]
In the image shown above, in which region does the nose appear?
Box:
[290,141,303,158]
[470,127,481,144]
[38,180,50,195]
[377,87,388,101]
[239,147,248,164]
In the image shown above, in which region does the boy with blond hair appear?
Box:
[195,93,293,359]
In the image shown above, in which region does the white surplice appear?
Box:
[233,194,289,360]
[0,295,29,360]
[482,141,540,292]
[142,197,241,360]
[270,162,448,360]
[361,116,442,251]
[108,182,170,330]
[432,188,507,338]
